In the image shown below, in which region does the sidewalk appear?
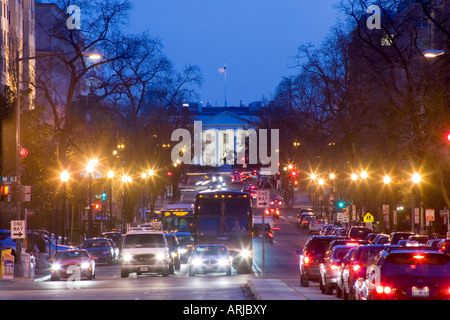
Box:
[247,278,307,300]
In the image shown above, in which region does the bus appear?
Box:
[157,204,194,233]
[194,190,253,273]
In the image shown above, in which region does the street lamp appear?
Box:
[59,170,70,246]
[107,170,114,231]
[411,172,422,233]
[422,49,445,58]
[383,175,391,232]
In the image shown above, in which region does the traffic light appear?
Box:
[93,203,101,210]
[337,201,345,209]
[0,185,11,202]
[102,193,108,201]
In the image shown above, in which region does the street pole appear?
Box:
[89,172,92,238]
[15,50,23,277]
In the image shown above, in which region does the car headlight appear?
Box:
[218,258,231,266]
[122,254,132,262]
[179,248,188,254]
[81,262,90,269]
[240,250,252,258]
[156,253,166,261]
[191,258,202,266]
[51,263,61,271]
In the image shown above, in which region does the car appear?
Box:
[269,196,283,207]
[367,233,379,243]
[337,228,349,237]
[407,235,430,245]
[174,232,195,263]
[348,226,372,240]
[437,239,450,254]
[165,233,181,272]
[241,185,257,199]
[81,238,117,265]
[373,234,389,244]
[426,238,445,248]
[50,249,95,281]
[336,247,357,298]
[106,238,120,263]
[309,219,325,234]
[101,231,124,249]
[327,239,367,252]
[121,225,171,278]
[297,210,314,227]
[188,244,232,276]
[264,206,280,220]
[341,244,385,300]
[322,225,339,235]
[298,235,345,287]
[231,171,243,183]
[389,231,415,245]
[360,248,450,300]
[253,218,274,245]
[319,245,355,295]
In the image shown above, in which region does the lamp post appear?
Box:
[383,175,391,232]
[107,170,114,231]
[86,159,98,238]
[121,174,132,231]
[412,173,422,233]
[60,170,70,246]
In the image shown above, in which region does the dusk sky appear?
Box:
[124,0,341,107]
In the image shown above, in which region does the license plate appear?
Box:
[412,287,429,297]
[140,267,149,272]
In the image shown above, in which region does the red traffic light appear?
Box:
[447,132,450,142]
[167,171,172,176]
[20,148,28,159]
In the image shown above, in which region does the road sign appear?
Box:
[0,176,16,182]
[10,220,26,239]
[363,212,374,223]
[256,190,270,208]
[425,209,435,222]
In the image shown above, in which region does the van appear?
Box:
[120,225,171,278]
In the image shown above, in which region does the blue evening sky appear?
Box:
[124,0,340,107]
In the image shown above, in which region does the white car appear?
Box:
[308,219,325,234]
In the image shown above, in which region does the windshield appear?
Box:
[332,247,352,259]
[160,217,193,232]
[349,228,371,239]
[355,246,383,263]
[193,246,228,256]
[123,234,166,248]
[82,239,109,248]
[383,253,450,277]
[56,251,89,260]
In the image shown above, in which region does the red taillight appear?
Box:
[303,256,310,264]
[413,254,425,260]
[275,210,280,215]
[376,284,393,295]
[330,264,339,270]
[446,287,450,295]
[352,264,361,272]
[265,209,269,215]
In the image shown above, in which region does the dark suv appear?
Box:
[298,235,345,287]
[348,226,372,240]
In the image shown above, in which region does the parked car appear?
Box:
[81,238,117,265]
[360,248,450,300]
[189,244,232,276]
[298,235,344,287]
[50,249,95,281]
[320,245,355,295]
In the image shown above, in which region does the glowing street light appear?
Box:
[412,172,421,184]
[383,175,391,185]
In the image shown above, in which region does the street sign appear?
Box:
[256,190,270,208]
[363,212,374,223]
[0,176,16,182]
[10,220,26,239]
[425,209,435,222]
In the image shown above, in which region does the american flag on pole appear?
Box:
[218,66,226,73]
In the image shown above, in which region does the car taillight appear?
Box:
[330,264,339,270]
[303,256,310,264]
[265,209,269,215]
[352,264,361,272]
[275,210,280,215]
[446,287,450,295]
[376,284,393,295]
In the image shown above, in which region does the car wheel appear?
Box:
[336,285,342,298]
[121,268,129,278]
[162,267,170,277]
[300,272,309,287]
[324,280,333,295]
